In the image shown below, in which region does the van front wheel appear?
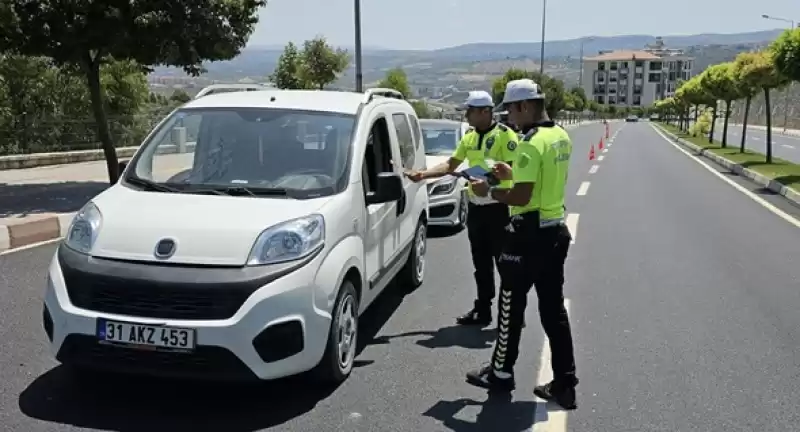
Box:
[314,280,359,385]
[399,221,426,290]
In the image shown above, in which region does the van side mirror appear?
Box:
[366,172,403,205]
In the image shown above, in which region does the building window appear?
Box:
[598,62,606,71]
[608,96,616,104]
[633,96,641,105]
[635,72,643,79]
[610,62,618,70]
[596,95,605,104]
[633,85,642,95]
[648,73,660,83]
[635,60,644,67]
[620,61,628,68]
[649,61,662,70]
[668,72,676,81]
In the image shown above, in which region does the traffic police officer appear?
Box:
[407,90,519,327]
[465,79,579,410]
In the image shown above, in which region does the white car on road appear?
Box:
[420,119,471,230]
[43,88,429,384]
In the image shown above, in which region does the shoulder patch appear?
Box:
[507,141,517,151]
[497,124,508,131]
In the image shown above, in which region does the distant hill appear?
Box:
[152,29,787,81]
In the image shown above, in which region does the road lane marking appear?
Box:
[566,214,579,244]
[576,182,590,196]
[651,124,800,228]
[602,148,608,153]
[588,164,599,174]
[598,155,605,161]
[781,144,794,149]
[0,237,61,256]
[532,298,571,432]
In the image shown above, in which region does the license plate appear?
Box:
[97,319,196,351]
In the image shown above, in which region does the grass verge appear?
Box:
[657,122,800,192]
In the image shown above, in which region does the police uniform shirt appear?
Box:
[453,123,519,205]
[511,123,572,223]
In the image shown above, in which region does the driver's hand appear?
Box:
[405,170,426,182]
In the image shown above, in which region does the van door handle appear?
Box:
[396,190,406,216]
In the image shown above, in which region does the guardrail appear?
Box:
[0,127,197,170]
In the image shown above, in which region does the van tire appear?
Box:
[398,220,426,290]
[313,280,359,385]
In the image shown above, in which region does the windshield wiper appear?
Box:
[186,186,287,197]
[126,176,181,193]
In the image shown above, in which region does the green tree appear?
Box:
[732,52,762,152]
[170,90,192,104]
[736,50,790,163]
[300,36,349,90]
[491,68,566,119]
[568,86,587,112]
[699,63,740,147]
[411,101,431,119]
[771,28,800,82]
[377,68,412,98]
[0,0,267,182]
[270,42,308,89]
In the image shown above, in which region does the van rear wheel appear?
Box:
[398,220,426,290]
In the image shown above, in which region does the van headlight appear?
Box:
[247,214,325,265]
[428,178,458,196]
[64,202,102,254]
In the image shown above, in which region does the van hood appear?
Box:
[89,185,330,266]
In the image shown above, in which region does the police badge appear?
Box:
[485,136,495,150]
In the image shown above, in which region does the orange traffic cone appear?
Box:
[588,145,595,160]
[599,138,604,150]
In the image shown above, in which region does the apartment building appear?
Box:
[580,38,694,108]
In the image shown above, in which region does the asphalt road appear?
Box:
[715,122,800,164]
[2,121,800,431]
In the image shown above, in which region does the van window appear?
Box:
[408,115,422,149]
[130,107,355,198]
[363,117,393,194]
[392,113,415,169]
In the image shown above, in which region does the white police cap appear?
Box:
[501,79,545,106]
[458,90,494,110]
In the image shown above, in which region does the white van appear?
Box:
[43,88,429,384]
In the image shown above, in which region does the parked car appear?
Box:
[419,119,471,231]
[625,115,639,122]
[43,88,429,384]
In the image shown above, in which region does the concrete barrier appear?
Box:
[0,142,197,170]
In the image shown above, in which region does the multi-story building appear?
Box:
[581,37,694,108]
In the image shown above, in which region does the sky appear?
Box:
[250,0,798,50]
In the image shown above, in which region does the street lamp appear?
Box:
[539,0,547,76]
[762,14,796,130]
[354,0,363,92]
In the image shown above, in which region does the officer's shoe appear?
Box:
[456,309,492,326]
[533,381,578,410]
[465,364,516,391]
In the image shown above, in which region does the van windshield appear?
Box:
[128,108,355,198]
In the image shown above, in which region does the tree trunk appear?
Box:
[764,88,772,164]
[84,55,119,183]
[740,96,751,153]
[721,100,731,148]
[709,103,717,143]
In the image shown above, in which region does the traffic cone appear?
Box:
[599,138,604,150]
[588,145,595,160]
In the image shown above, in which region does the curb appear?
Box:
[655,124,800,207]
[0,212,75,253]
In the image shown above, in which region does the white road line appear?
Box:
[565,213,579,244]
[576,181,590,196]
[781,144,794,149]
[532,298,571,432]
[588,164,599,174]
[0,237,62,256]
[602,148,608,153]
[597,155,605,161]
[650,125,800,228]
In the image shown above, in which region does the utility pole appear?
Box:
[354,0,363,92]
[539,0,547,76]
